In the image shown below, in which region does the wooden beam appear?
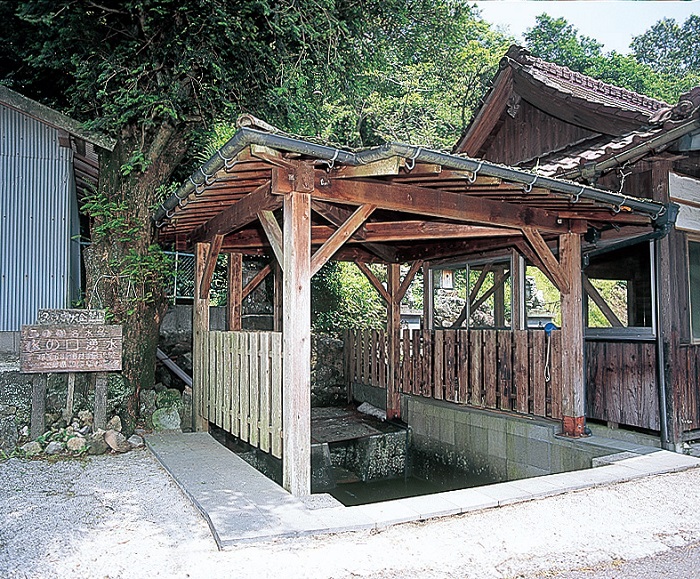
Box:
[193,242,211,432]
[315,177,568,233]
[190,181,279,243]
[583,275,624,328]
[282,191,312,496]
[559,231,585,437]
[227,253,243,331]
[515,240,558,289]
[258,210,284,265]
[522,227,570,294]
[242,262,273,300]
[387,263,401,419]
[331,156,401,178]
[199,234,223,300]
[469,264,492,305]
[356,262,390,304]
[397,260,424,302]
[310,204,376,276]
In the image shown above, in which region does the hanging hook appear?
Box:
[652,205,667,221]
[405,147,422,172]
[324,149,340,171]
[524,174,538,193]
[467,160,484,184]
[570,186,585,204]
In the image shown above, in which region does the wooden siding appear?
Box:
[202,331,283,458]
[481,100,598,165]
[677,345,700,433]
[585,341,659,430]
[345,328,562,420]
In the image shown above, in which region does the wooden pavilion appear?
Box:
[154,120,673,496]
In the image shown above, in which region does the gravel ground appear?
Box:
[3,449,700,578]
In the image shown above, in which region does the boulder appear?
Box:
[21,441,42,457]
[127,434,144,448]
[106,415,122,432]
[66,436,87,452]
[78,410,94,426]
[179,389,193,432]
[44,440,64,455]
[140,390,157,416]
[104,429,131,453]
[156,388,182,409]
[151,407,182,431]
[86,431,109,455]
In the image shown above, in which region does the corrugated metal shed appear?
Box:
[0,103,79,330]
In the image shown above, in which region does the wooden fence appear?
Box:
[199,331,283,458]
[585,341,659,431]
[345,328,563,420]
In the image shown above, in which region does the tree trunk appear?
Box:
[83,123,189,424]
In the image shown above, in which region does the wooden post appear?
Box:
[387,263,401,419]
[30,374,46,439]
[193,242,211,432]
[423,262,434,331]
[273,261,283,332]
[228,252,243,331]
[63,373,76,422]
[511,250,526,330]
[559,232,586,437]
[94,372,108,430]
[282,191,311,496]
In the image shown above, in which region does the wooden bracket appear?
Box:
[242,262,273,300]
[356,262,391,304]
[311,204,376,276]
[199,234,223,299]
[521,227,570,294]
[396,260,424,302]
[271,163,315,194]
[583,274,623,327]
[258,210,284,265]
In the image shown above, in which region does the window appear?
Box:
[688,240,700,341]
[583,243,655,339]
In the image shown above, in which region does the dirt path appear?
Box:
[2,450,700,578]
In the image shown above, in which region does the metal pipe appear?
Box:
[654,240,670,447]
[156,347,193,388]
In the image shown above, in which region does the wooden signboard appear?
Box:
[20,322,122,373]
[37,308,106,325]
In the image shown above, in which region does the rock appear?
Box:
[78,410,93,426]
[86,431,109,456]
[44,412,60,428]
[156,388,182,409]
[151,407,182,431]
[0,415,18,452]
[106,415,122,432]
[66,436,87,452]
[127,434,144,448]
[20,425,29,438]
[155,365,172,388]
[21,441,42,457]
[154,382,167,393]
[179,389,193,432]
[104,429,131,453]
[77,425,91,436]
[140,390,157,416]
[44,441,64,455]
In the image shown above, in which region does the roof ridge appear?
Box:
[503,45,669,113]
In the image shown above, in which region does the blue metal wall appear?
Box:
[0,104,78,330]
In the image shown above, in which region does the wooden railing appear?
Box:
[199,331,283,458]
[345,328,563,420]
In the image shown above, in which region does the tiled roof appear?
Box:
[504,46,668,118]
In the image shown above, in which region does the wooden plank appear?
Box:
[621,343,641,427]
[444,330,456,401]
[469,331,482,406]
[583,276,623,328]
[422,330,432,397]
[402,329,411,393]
[310,204,376,276]
[483,330,497,408]
[271,332,283,459]
[397,260,424,302]
[199,234,223,299]
[497,330,512,410]
[242,262,273,300]
[229,332,240,437]
[457,330,469,403]
[190,181,278,243]
[354,330,362,387]
[370,329,378,387]
[413,330,423,396]
[316,175,568,233]
[514,330,529,414]
[30,375,47,439]
[640,342,659,430]
[249,333,260,448]
[228,253,243,331]
[259,334,271,453]
[222,332,231,432]
[511,250,526,330]
[258,210,284,265]
[240,332,250,442]
[531,330,546,417]
[215,332,224,427]
[606,342,622,424]
[282,190,312,495]
[550,330,563,420]
[193,242,211,431]
[433,330,444,400]
[522,227,570,294]
[379,330,387,389]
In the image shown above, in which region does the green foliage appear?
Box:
[81,190,139,243]
[631,16,700,76]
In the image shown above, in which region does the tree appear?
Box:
[631,16,700,75]
[0,0,391,429]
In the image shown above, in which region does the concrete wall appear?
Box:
[401,396,659,481]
